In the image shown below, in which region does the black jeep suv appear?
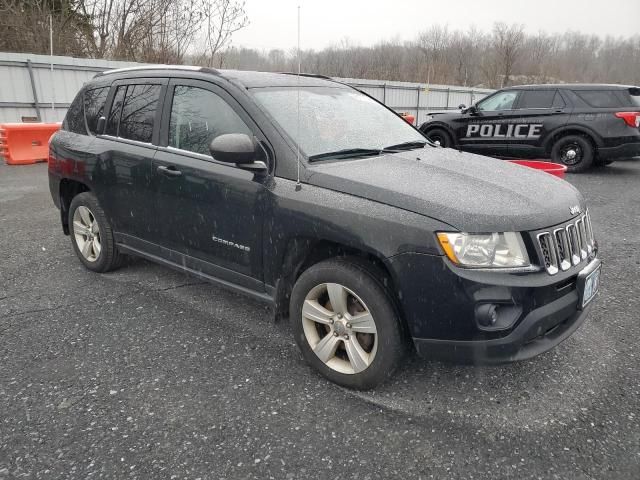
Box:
[49,67,601,389]
[420,84,640,172]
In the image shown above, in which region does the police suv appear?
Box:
[420,84,640,172]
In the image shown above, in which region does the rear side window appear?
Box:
[168,85,252,155]
[84,87,110,135]
[63,90,87,135]
[518,90,564,109]
[119,85,161,143]
[106,86,126,136]
[627,87,640,107]
[574,90,622,108]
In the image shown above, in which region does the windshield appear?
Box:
[251,86,426,158]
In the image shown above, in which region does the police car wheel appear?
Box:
[551,135,594,173]
[425,128,452,148]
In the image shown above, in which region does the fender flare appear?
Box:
[419,122,457,145]
[544,124,604,152]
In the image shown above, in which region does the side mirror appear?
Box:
[458,104,466,110]
[96,116,106,134]
[209,133,267,171]
[465,105,478,115]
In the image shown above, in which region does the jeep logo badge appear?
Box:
[570,205,581,215]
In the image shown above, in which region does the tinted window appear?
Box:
[84,87,110,135]
[518,90,557,109]
[627,87,640,107]
[169,86,252,155]
[574,90,622,108]
[477,91,519,111]
[63,90,86,135]
[106,86,126,136]
[119,84,161,143]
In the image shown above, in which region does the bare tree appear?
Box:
[490,22,525,87]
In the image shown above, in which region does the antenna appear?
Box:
[295,4,302,191]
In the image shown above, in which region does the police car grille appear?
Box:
[536,211,595,275]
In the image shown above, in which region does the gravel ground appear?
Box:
[1,160,639,479]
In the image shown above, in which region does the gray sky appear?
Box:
[233,0,640,51]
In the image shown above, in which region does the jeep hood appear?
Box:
[305,148,585,232]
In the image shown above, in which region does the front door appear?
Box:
[152,79,268,290]
[456,89,522,157]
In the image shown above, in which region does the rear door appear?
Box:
[94,79,167,247]
[509,89,569,158]
[457,89,521,157]
[152,78,269,290]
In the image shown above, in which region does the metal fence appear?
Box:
[0,52,138,123]
[0,52,494,125]
[335,77,493,126]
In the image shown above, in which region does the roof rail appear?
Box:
[278,72,334,81]
[94,65,220,78]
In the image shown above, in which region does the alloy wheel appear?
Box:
[73,206,102,262]
[559,142,583,165]
[301,283,378,375]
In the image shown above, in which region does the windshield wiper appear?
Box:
[308,148,383,162]
[381,140,428,152]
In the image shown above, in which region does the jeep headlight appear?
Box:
[436,232,529,268]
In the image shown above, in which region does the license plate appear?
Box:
[582,266,601,307]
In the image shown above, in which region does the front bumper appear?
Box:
[386,253,600,364]
[413,287,591,364]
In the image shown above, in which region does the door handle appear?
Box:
[157,165,182,177]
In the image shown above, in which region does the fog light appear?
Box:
[476,303,498,327]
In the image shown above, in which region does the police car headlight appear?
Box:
[436,232,529,268]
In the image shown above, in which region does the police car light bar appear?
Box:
[614,111,640,128]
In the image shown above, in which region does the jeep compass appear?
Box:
[48,67,601,389]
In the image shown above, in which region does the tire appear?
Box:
[69,192,122,272]
[550,135,594,173]
[424,127,453,148]
[289,258,405,389]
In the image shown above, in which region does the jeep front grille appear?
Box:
[536,211,595,275]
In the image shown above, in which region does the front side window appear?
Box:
[169,86,252,155]
[84,86,110,135]
[251,87,425,158]
[477,91,519,111]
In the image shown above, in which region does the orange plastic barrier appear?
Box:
[400,113,416,125]
[0,123,61,165]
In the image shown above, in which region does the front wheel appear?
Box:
[290,258,405,390]
[424,128,453,148]
[550,135,594,173]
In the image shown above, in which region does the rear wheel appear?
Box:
[69,192,122,272]
[424,128,453,148]
[290,258,405,389]
[550,135,594,173]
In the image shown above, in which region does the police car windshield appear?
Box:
[251,86,425,159]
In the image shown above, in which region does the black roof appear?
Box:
[503,83,638,91]
[96,65,347,89]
